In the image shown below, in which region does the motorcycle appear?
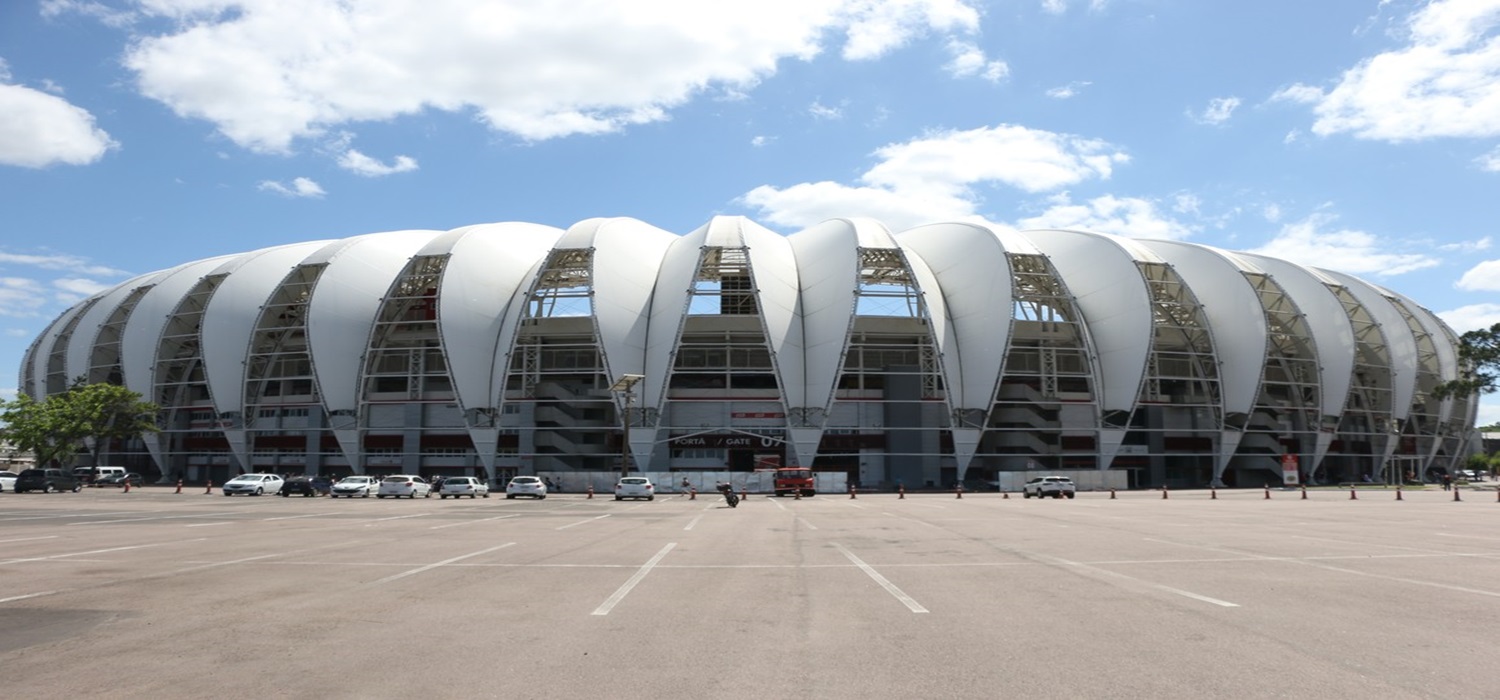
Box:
[718,484,739,508]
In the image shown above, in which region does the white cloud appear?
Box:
[0,250,128,277]
[1246,213,1439,276]
[1456,258,1500,291]
[1016,193,1196,240]
[0,277,47,318]
[1438,302,1500,333]
[751,135,773,147]
[1262,203,1283,222]
[1440,236,1491,253]
[337,149,418,177]
[1294,0,1500,141]
[1477,145,1500,171]
[99,0,985,153]
[0,82,117,168]
[944,39,1008,82]
[741,123,1127,230]
[1041,0,1067,14]
[52,277,111,297]
[1171,192,1200,215]
[1192,96,1241,125]
[809,101,844,120]
[258,177,326,198]
[1270,83,1324,104]
[1046,81,1091,99]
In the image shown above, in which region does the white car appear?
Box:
[440,476,489,499]
[614,476,654,501]
[222,473,285,496]
[331,475,381,498]
[0,470,17,492]
[377,475,431,499]
[1022,476,1076,499]
[505,476,547,499]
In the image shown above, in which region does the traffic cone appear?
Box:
[175,479,182,494]
[1109,488,1116,500]
[1301,485,1308,500]
[795,489,802,500]
[1162,485,1169,500]
[1454,488,1462,502]
[587,485,594,500]
[849,485,857,499]
[741,488,748,501]
[955,484,963,499]
[1396,488,1403,501]
[123,478,131,493]
[898,485,905,499]
[1264,486,1271,500]
[1002,490,1009,499]
[690,487,697,500]
[1349,488,1357,500]
[1210,487,1217,500]
[204,480,213,494]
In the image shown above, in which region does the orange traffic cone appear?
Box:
[850,485,857,500]
[1162,485,1169,500]
[1396,488,1403,501]
[898,485,905,499]
[175,479,183,494]
[690,487,697,500]
[123,478,131,493]
[1350,488,1358,500]
[1454,488,1462,502]
[587,485,594,500]
[1210,487,1217,500]
[1264,486,1271,499]
[1109,488,1116,500]
[955,484,963,499]
[1301,485,1308,500]
[205,480,213,494]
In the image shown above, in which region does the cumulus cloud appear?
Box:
[1246,213,1439,276]
[1016,193,1196,240]
[1192,96,1241,125]
[1438,302,1500,333]
[1046,81,1091,99]
[0,78,117,168]
[0,250,128,277]
[0,277,48,318]
[1287,0,1500,141]
[1477,145,1500,171]
[91,0,986,153]
[258,177,326,198]
[809,101,844,120]
[337,149,418,177]
[740,123,1128,230]
[1456,258,1500,291]
[944,39,1008,82]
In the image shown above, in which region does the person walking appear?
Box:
[681,476,691,495]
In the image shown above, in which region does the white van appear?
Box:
[73,466,126,485]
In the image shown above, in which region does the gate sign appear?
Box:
[1281,454,1300,486]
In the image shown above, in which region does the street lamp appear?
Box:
[609,374,644,478]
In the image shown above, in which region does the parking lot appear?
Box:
[2,486,1498,699]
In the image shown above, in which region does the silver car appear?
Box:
[505,476,547,499]
[331,475,381,498]
[222,473,284,496]
[440,476,489,499]
[376,475,431,499]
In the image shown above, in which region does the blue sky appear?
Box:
[3,0,1500,421]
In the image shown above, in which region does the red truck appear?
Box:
[772,467,815,497]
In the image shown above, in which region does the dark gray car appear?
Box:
[13,468,82,493]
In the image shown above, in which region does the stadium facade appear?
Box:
[18,217,1475,489]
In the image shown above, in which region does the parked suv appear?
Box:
[14,468,82,493]
[1023,476,1076,499]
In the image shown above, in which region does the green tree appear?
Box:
[0,381,159,468]
[1434,323,1500,398]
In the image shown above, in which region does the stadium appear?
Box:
[18,217,1475,490]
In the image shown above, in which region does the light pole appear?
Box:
[609,374,644,478]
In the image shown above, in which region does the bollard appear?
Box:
[1350,487,1357,500]
[587,485,594,500]
[205,480,213,495]
[175,479,183,494]
[1301,485,1308,500]
[850,485,857,500]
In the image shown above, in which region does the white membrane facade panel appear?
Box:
[739,218,803,408]
[309,231,442,416]
[63,271,167,384]
[1137,241,1267,417]
[1018,230,1151,413]
[1317,270,1419,421]
[434,223,565,414]
[120,255,238,400]
[645,220,717,413]
[201,242,333,417]
[1239,253,1355,419]
[896,222,1014,415]
[587,218,677,412]
[25,298,94,398]
[1389,293,1459,424]
[788,220,864,415]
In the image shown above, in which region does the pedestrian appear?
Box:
[1442,473,1452,491]
[681,476,691,495]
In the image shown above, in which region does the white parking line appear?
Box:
[0,539,207,566]
[0,535,59,544]
[0,590,60,604]
[768,498,788,512]
[185,522,234,527]
[796,517,819,530]
[263,511,341,521]
[832,543,928,613]
[684,513,706,531]
[0,511,137,522]
[372,542,516,585]
[557,514,611,530]
[72,512,238,526]
[364,513,431,523]
[592,543,676,616]
[1033,550,1239,608]
[429,514,520,530]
